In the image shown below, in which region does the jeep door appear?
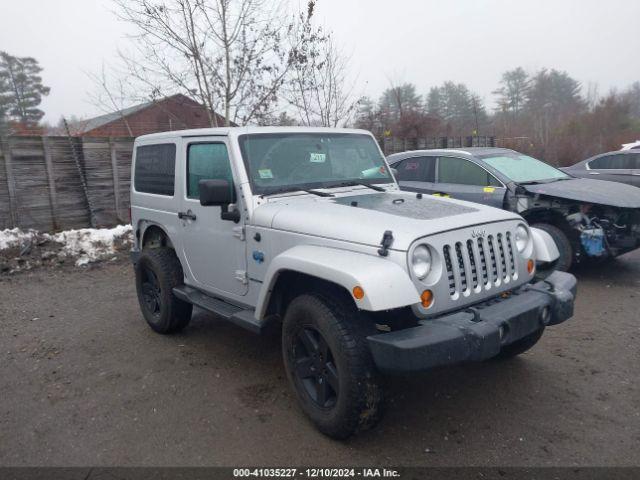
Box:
[433,156,506,208]
[179,138,248,297]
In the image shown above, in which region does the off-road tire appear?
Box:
[135,247,192,334]
[532,222,573,276]
[282,293,384,439]
[495,327,545,359]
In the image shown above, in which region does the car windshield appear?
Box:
[238,133,393,195]
[479,151,570,183]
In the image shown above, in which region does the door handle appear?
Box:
[178,211,197,221]
[588,171,600,175]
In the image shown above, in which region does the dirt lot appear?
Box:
[0,252,638,467]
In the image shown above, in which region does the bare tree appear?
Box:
[86,64,134,136]
[112,0,294,126]
[284,6,360,127]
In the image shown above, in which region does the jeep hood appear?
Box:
[522,178,640,208]
[251,191,520,251]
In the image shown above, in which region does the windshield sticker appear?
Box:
[405,162,419,170]
[310,153,326,163]
[258,169,273,179]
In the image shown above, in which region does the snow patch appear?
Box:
[1,225,133,268]
[47,225,133,266]
[0,228,37,250]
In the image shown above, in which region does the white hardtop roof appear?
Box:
[135,126,372,142]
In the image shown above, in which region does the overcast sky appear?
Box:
[1,0,638,123]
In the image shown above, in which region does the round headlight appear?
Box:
[412,245,432,280]
[515,224,530,253]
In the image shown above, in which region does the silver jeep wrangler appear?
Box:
[130,127,577,438]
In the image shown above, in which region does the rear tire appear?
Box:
[135,248,192,334]
[282,292,384,439]
[532,223,573,276]
[495,327,545,359]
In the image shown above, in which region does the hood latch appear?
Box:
[378,230,394,257]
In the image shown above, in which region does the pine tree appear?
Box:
[426,81,486,134]
[0,51,50,127]
[493,67,530,116]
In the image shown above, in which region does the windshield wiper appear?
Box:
[519,177,571,186]
[333,181,386,192]
[261,187,334,198]
[518,180,542,185]
[302,189,334,197]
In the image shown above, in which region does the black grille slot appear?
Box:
[467,239,479,289]
[455,242,467,292]
[488,235,498,280]
[497,233,507,279]
[477,238,488,284]
[506,232,515,272]
[443,245,455,295]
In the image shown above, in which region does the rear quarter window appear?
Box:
[589,154,634,170]
[134,144,176,196]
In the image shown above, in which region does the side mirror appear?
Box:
[199,179,240,223]
[390,167,398,177]
[199,179,236,207]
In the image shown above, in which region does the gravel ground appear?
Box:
[0,252,638,467]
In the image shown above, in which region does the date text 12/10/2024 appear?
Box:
[232,468,401,478]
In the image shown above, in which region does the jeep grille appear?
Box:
[443,231,517,299]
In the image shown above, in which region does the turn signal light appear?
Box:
[421,290,434,308]
[527,259,535,274]
[352,286,365,300]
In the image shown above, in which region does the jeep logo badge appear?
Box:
[471,229,486,238]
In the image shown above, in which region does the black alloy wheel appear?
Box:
[294,326,340,408]
[140,266,162,317]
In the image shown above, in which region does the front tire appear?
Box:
[282,293,383,439]
[135,248,192,334]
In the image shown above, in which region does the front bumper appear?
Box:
[367,271,577,373]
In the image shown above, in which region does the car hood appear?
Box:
[251,190,520,251]
[522,178,640,208]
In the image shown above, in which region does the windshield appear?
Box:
[478,152,570,183]
[238,133,393,195]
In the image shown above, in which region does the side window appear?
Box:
[134,144,176,196]
[438,156,500,186]
[187,143,232,199]
[590,154,633,170]
[395,156,436,182]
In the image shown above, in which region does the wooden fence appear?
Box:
[0,133,497,232]
[0,136,134,232]
[382,135,495,155]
